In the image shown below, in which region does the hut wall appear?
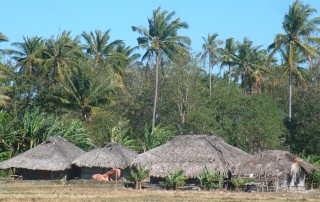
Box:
[20,169,68,180]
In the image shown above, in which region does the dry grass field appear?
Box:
[0,180,319,202]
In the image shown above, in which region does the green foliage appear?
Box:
[129,165,150,189]
[0,69,11,108]
[197,166,222,190]
[290,86,320,155]
[46,117,95,151]
[110,120,141,151]
[137,124,174,152]
[301,153,320,189]
[163,170,187,190]
[49,59,121,120]
[231,177,255,191]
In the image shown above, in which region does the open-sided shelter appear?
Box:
[0,136,85,180]
[72,143,138,179]
[234,150,318,191]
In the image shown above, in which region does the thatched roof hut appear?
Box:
[234,150,319,190]
[72,143,138,169]
[132,134,251,178]
[72,143,138,179]
[0,136,85,171]
[234,150,318,176]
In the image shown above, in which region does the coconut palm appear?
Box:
[49,59,121,120]
[108,44,141,76]
[220,38,237,83]
[0,32,8,55]
[9,36,45,75]
[132,6,191,131]
[43,31,82,82]
[201,33,223,93]
[81,29,123,64]
[0,70,10,108]
[0,33,8,42]
[233,38,268,93]
[0,33,10,107]
[268,0,320,121]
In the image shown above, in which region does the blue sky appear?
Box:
[1,0,320,54]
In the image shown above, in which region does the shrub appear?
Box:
[163,170,186,190]
[231,177,255,191]
[129,165,149,189]
[197,166,222,190]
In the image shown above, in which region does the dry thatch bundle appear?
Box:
[132,134,251,178]
[0,136,85,171]
[72,143,138,169]
[234,150,318,177]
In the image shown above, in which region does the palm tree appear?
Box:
[220,38,237,83]
[132,6,191,131]
[201,33,223,93]
[9,36,45,75]
[43,31,82,82]
[49,59,121,120]
[233,38,268,93]
[268,0,320,122]
[0,32,8,55]
[0,33,10,107]
[0,69,10,108]
[0,33,8,42]
[108,44,141,76]
[81,29,123,64]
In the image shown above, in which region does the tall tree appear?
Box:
[108,44,141,76]
[0,34,10,108]
[9,36,45,75]
[81,29,123,64]
[233,38,268,93]
[49,59,121,120]
[201,33,223,93]
[268,0,320,122]
[0,69,11,108]
[132,6,191,131]
[220,38,236,83]
[43,31,82,82]
[0,32,8,55]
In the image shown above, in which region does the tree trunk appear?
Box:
[288,67,292,122]
[288,65,292,151]
[209,63,212,95]
[152,52,160,132]
[228,64,231,84]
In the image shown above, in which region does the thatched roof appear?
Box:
[234,150,319,177]
[132,134,251,177]
[0,136,85,171]
[72,143,138,169]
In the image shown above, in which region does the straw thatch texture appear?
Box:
[132,134,251,177]
[72,143,138,169]
[234,150,318,177]
[0,136,85,171]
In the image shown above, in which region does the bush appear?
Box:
[129,165,149,189]
[163,170,186,190]
[197,166,222,190]
[231,177,255,191]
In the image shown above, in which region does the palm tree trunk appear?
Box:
[288,65,292,151]
[288,68,292,122]
[228,64,231,84]
[152,52,160,131]
[209,64,212,95]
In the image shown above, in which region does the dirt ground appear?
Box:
[0,180,319,202]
